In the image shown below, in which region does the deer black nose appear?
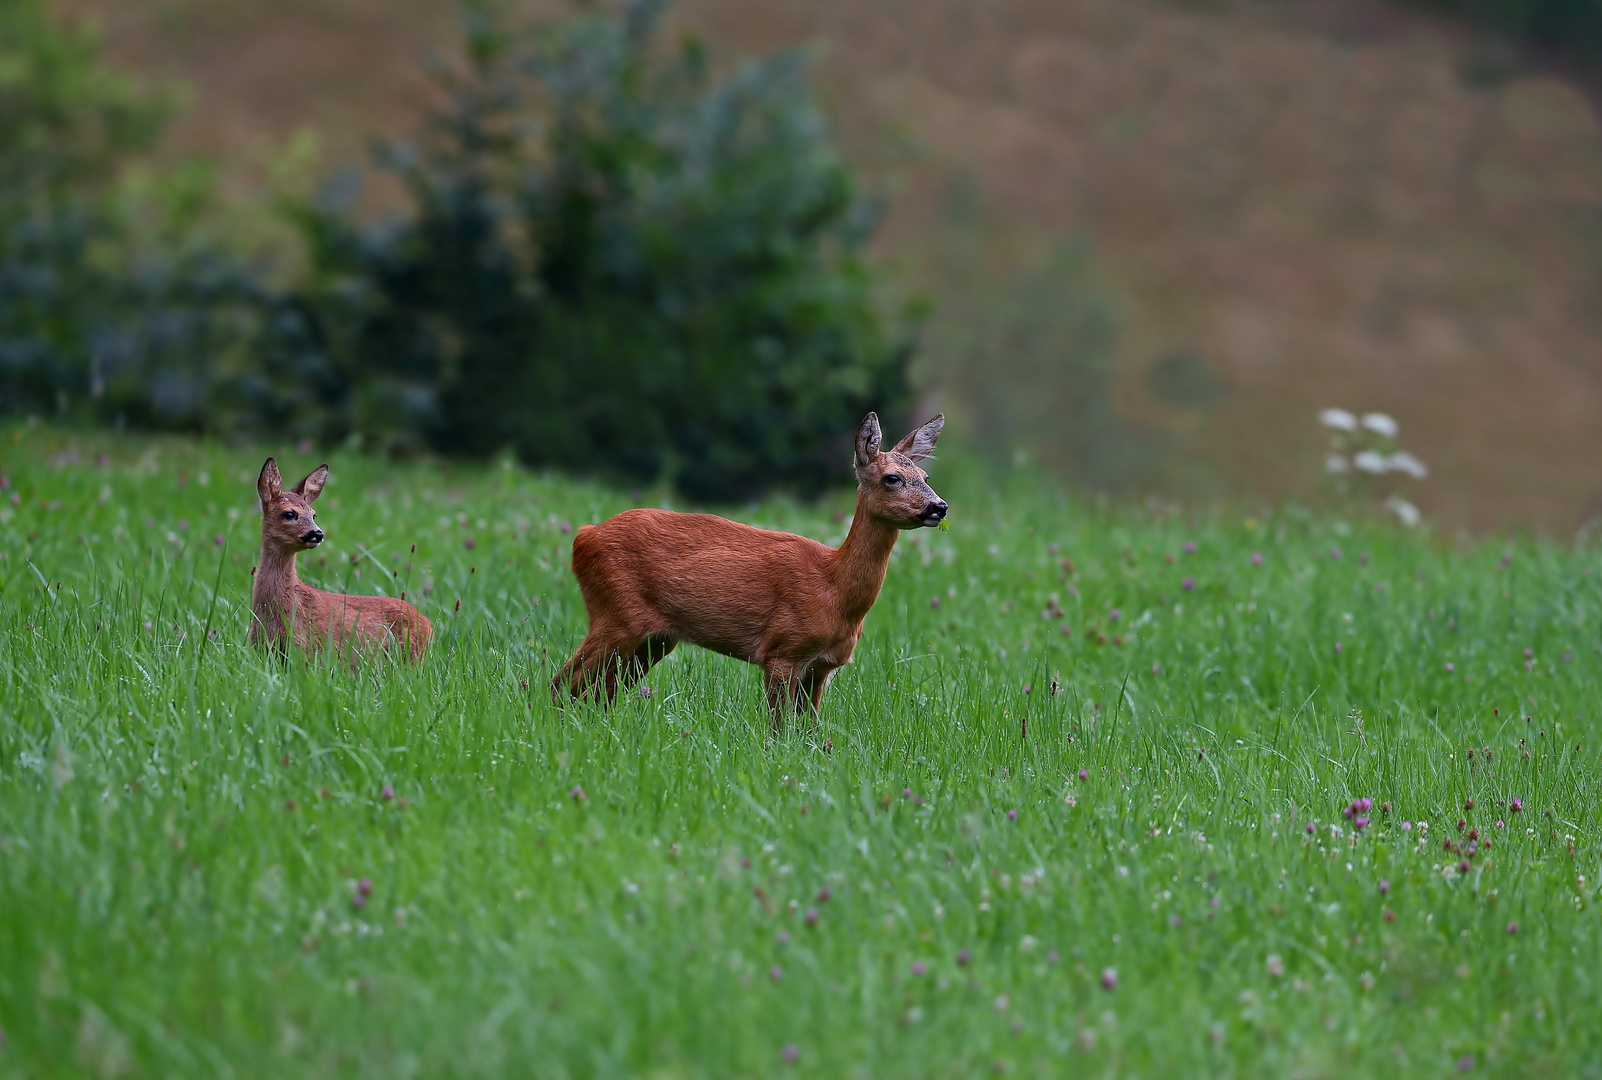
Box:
[924,501,947,521]
[303,528,324,546]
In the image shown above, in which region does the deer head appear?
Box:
[256,458,329,555]
[853,412,947,529]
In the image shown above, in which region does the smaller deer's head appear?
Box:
[256,458,328,554]
[854,412,947,529]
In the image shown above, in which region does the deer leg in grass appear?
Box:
[556,632,621,704]
[621,636,675,693]
[801,666,834,713]
[764,660,809,731]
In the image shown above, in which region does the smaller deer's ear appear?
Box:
[855,412,883,469]
[892,413,944,463]
[293,463,329,504]
[257,458,282,507]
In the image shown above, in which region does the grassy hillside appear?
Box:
[63,0,1602,530]
[0,426,1598,1076]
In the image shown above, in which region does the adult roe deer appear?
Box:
[553,412,946,720]
[250,458,431,661]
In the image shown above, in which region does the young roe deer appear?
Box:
[250,458,431,661]
[553,412,946,719]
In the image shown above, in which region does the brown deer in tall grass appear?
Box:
[250,458,431,662]
[553,412,946,721]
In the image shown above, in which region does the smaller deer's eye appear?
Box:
[883,474,904,487]
[282,510,298,521]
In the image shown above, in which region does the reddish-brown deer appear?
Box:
[554,412,946,721]
[250,458,431,661]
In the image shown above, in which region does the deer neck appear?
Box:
[829,494,902,623]
[253,544,303,617]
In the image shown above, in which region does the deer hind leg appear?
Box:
[616,635,676,696]
[553,625,641,706]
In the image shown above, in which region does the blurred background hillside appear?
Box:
[21,0,1602,530]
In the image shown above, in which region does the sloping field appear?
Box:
[67,0,1602,528]
[0,426,1598,1075]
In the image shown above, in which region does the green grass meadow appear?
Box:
[0,426,1598,1078]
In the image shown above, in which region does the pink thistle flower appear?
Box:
[1378,880,1390,895]
[817,886,832,903]
[351,893,366,909]
[1108,609,1121,622]
[381,784,394,801]
[1078,769,1089,782]
[1506,922,1519,935]
[1329,547,1341,560]
[1354,816,1371,830]
[957,948,971,967]
[1101,967,1117,991]
[1251,552,1263,566]
[358,877,373,897]
[1007,809,1018,822]
[1182,578,1195,590]
[1495,820,1504,829]
[214,534,225,546]
[781,1044,800,1064]
[769,965,784,982]
[911,961,926,976]
[1401,821,1412,831]
[463,537,476,550]
[1305,823,1316,835]
[1510,798,1522,813]
[1334,642,1343,654]
[929,596,941,609]
[1444,662,1454,673]
[1151,663,1161,675]
[1183,541,1196,554]
[568,785,587,804]
[804,907,819,927]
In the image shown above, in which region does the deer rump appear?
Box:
[569,509,847,666]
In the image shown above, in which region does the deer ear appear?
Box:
[854,412,883,468]
[293,463,329,504]
[257,458,282,508]
[891,413,944,463]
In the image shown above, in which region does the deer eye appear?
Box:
[883,474,904,487]
[282,510,298,521]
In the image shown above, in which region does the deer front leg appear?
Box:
[800,665,836,713]
[762,660,804,733]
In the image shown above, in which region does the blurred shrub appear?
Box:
[272,0,912,500]
[0,0,259,429]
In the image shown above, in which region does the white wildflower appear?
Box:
[1353,450,1389,474]
[1320,408,1357,431]
[1324,454,1350,475]
[1387,451,1428,479]
[1386,496,1421,527]
[1360,412,1398,438]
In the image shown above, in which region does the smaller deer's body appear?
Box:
[250,459,431,662]
[554,413,945,717]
